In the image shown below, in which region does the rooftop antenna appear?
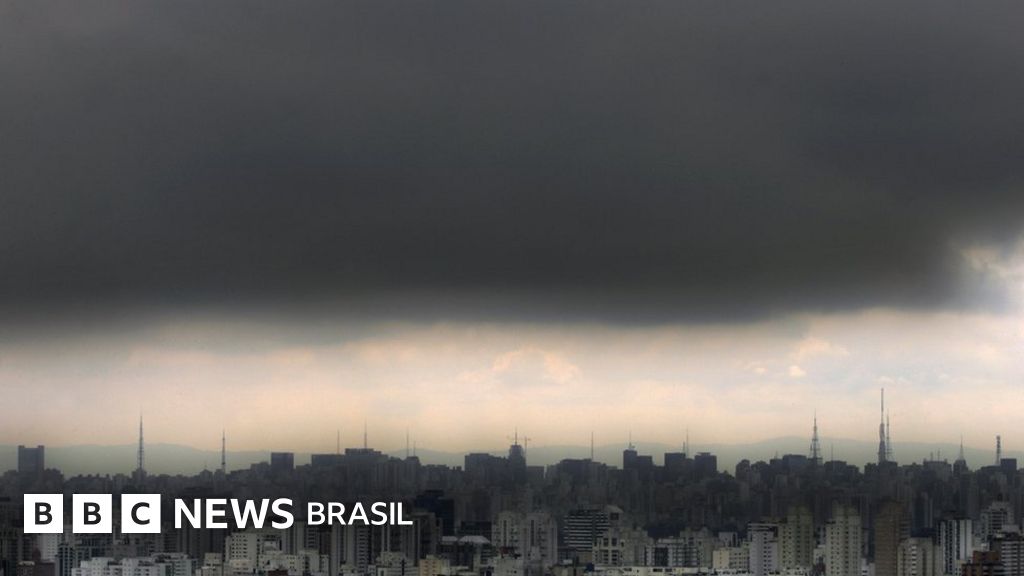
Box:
[809,411,822,465]
[628,430,635,450]
[522,435,532,457]
[886,411,894,461]
[413,439,417,458]
[137,411,145,474]
[957,435,966,463]
[686,428,690,456]
[363,420,368,450]
[406,428,411,459]
[590,431,595,460]
[877,388,888,464]
[996,435,1002,465]
[220,429,226,473]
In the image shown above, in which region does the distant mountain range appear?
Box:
[1,437,1014,477]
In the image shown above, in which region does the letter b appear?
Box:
[24,494,63,533]
[73,494,112,533]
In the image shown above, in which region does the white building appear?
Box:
[713,543,750,572]
[897,538,937,576]
[749,523,779,576]
[492,511,558,569]
[826,505,861,576]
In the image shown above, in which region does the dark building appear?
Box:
[17,446,44,475]
[962,551,1001,576]
[310,453,345,468]
[1000,459,1018,476]
[874,501,906,576]
[270,452,295,473]
[694,452,718,478]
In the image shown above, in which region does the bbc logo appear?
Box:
[24,494,161,534]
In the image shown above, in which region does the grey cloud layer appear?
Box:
[3,0,1024,322]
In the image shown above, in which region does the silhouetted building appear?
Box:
[270,452,295,473]
[17,445,44,475]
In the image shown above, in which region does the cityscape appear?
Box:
[2,389,1021,576]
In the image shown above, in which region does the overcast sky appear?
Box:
[2,0,1024,456]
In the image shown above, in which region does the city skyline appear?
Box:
[4,399,1022,476]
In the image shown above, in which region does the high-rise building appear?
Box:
[693,453,718,478]
[875,501,907,576]
[749,523,780,576]
[270,452,295,474]
[992,534,1024,576]
[562,507,618,559]
[826,504,862,576]
[17,445,44,475]
[937,518,973,576]
[781,505,815,570]
[492,511,557,568]
[897,538,937,576]
[980,502,1014,542]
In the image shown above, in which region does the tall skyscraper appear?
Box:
[937,517,973,576]
[16,445,44,475]
[271,452,295,473]
[827,504,862,576]
[875,501,906,576]
[749,523,780,576]
[780,505,815,570]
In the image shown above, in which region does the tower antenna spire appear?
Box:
[138,412,145,472]
[886,411,893,461]
[135,411,146,485]
[877,388,888,464]
[220,429,226,473]
[810,411,822,465]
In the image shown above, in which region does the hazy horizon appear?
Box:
[1,434,1014,477]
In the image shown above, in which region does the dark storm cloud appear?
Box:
[2,0,1024,323]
